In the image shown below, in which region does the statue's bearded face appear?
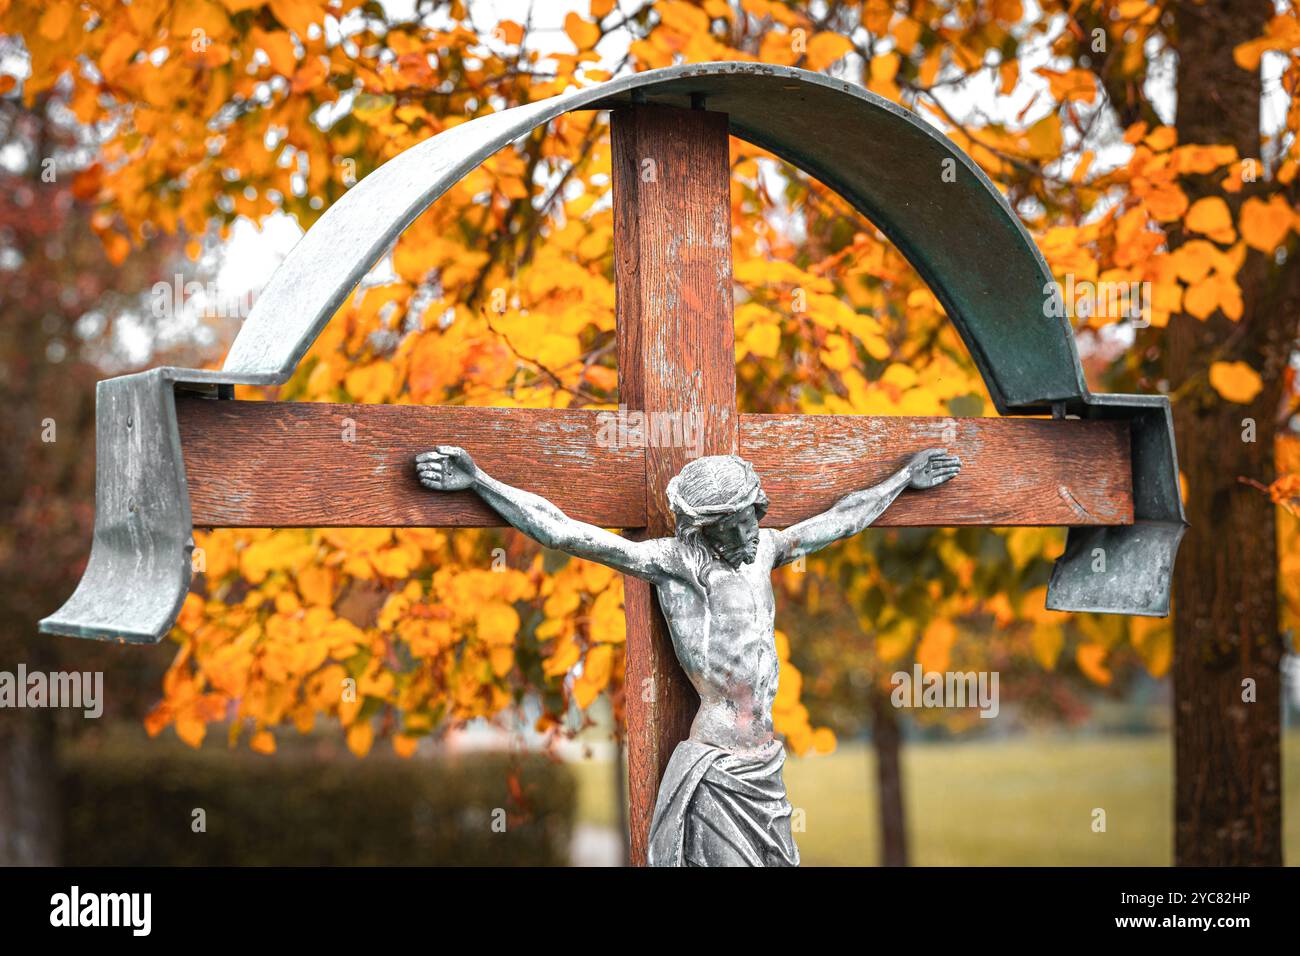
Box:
[701,504,761,568]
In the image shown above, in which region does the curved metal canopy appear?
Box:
[40,63,1183,643]
[224,61,1090,413]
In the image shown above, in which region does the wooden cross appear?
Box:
[170,104,1133,864]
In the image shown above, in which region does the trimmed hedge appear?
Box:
[60,741,576,866]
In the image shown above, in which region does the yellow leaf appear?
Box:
[544,635,581,677]
[1240,194,1293,253]
[589,588,626,643]
[1006,527,1049,570]
[1076,644,1112,686]
[1185,196,1236,243]
[990,58,1017,94]
[39,2,74,40]
[476,602,520,645]
[820,334,852,371]
[1208,360,1263,404]
[252,27,298,76]
[1184,273,1242,321]
[1144,185,1187,223]
[806,32,854,71]
[101,231,130,266]
[346,721,374,757]
[176,715,207,748]
[172,0,232,39]
[875,621,915,663]
[250,729,276,754]
[1040,67,1096,104]
[495,19,524,45]
[744,322,781,359]
[1031,623,1063,670]
[893,18,921,55]
[1130,618,1172,678]
[564,11,601,49]
[811,727,837,755]
[658,0,711,35]
[296,564,336,607]
[916,618,956,674]
[372,545,418,578]
[584,643,613,686]
[1143,125,1177,152]
[489,645,514,677]
[268,0,318,35]
[571,644,613,709]
[1173,240,1217,283]
[1021,114,1062,159]
[344,361,396,403]
[1233,36,1272,72]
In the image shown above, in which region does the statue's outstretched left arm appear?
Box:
[415,445,674,583]
[772,448,961,566]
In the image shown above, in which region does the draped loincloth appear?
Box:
[647,738,799,867]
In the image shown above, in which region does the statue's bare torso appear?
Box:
[651,531,781,752]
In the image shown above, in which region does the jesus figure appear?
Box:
[415,444,961,866]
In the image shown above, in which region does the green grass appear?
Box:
[568,730,1300,865]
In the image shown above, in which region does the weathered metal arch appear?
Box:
[40,62,1183,643]
[227,61,1086,410]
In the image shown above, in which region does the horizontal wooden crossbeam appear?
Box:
[177,398,1133,529]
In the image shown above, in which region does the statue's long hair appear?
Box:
[666,455,768,594]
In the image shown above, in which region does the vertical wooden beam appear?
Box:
[612,103,737,865]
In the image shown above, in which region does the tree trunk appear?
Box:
[1168,0,1290,865]
[0,710,60,865]
[870,690,908,866]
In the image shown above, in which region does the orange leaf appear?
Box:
[268,0,318,35]
[1208,360,1263,404]
[1076,644,1112,686]
[1185,196,1235,243]
[101,231,130,266]
[495,20,524,45]
[806,32,854,71]
[1239,194,1293,253]
[346,721,374,757]
[564,12,600,49]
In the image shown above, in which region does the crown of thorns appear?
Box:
[666,456,769,527]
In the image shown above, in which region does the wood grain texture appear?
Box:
[177,398,646,528]
[612,104,735,866]
[179,401,1134,529]
[742,414,1133,527]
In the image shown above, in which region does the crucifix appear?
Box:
[415,440,960,865]
[39,65,1184,867]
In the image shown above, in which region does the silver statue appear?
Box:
[415,445,961,866]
